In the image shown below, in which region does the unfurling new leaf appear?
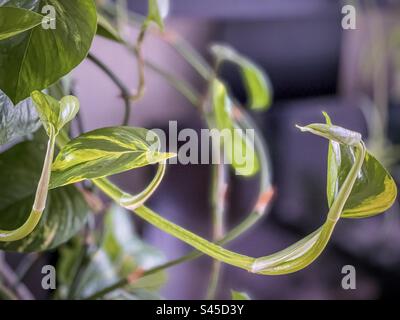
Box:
[296,123,362,146]
[31,91,79,136]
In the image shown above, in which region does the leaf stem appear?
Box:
[87,53,132,125]
[129,23,147,103]
[100,2,212,80]
[0,135,55,242]
[118,161,167,210]
[0,282,17,300]
[160,30,212,80]
[59,105,274,299]
[143,60,201,106]
[206,161,227,300]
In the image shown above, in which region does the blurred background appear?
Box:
[5,0,400,299]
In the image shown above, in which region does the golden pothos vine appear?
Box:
[0,0,397,300]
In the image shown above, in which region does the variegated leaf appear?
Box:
[0,90,40,146]
[212,79,259,176]
[50,127,175,189]
[31,90,79,137]
[322,113,397,218]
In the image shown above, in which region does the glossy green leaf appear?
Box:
[212,79,259,176]
[97,13,123,43]
[0,0,97,104]
[231,290,250,300]
[31,91,79,137]
[0,136,88,252]
[0,90,40,145]
[146,0,169,30]
[210,44,272,110]
[50,127,175,189]
[322,113,397,218]
[296,122,362,146]
[0,6,43,40]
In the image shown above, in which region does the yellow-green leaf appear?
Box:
[296,123,362,147]
[50,127,175,189]
[210,44,272,110]
[322,113,397,218]
[212,79,259,176]
[31,91,79,137]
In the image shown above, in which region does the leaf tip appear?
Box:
[165,152,177,160]
[295,124,308,132]
[322,111,332,125]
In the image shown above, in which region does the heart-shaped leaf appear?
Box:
[0,0,97,104]
[50,127,175,189]
[210,44,272,110]
[0,136,88,252]
[322,114,397,218]
[0,6,43,40]
[31,90,79,136]
[212,79,259,176]
[0,90,40,145]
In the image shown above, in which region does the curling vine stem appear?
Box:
[87,52,131,126]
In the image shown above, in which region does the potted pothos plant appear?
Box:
[0,0,397,300]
